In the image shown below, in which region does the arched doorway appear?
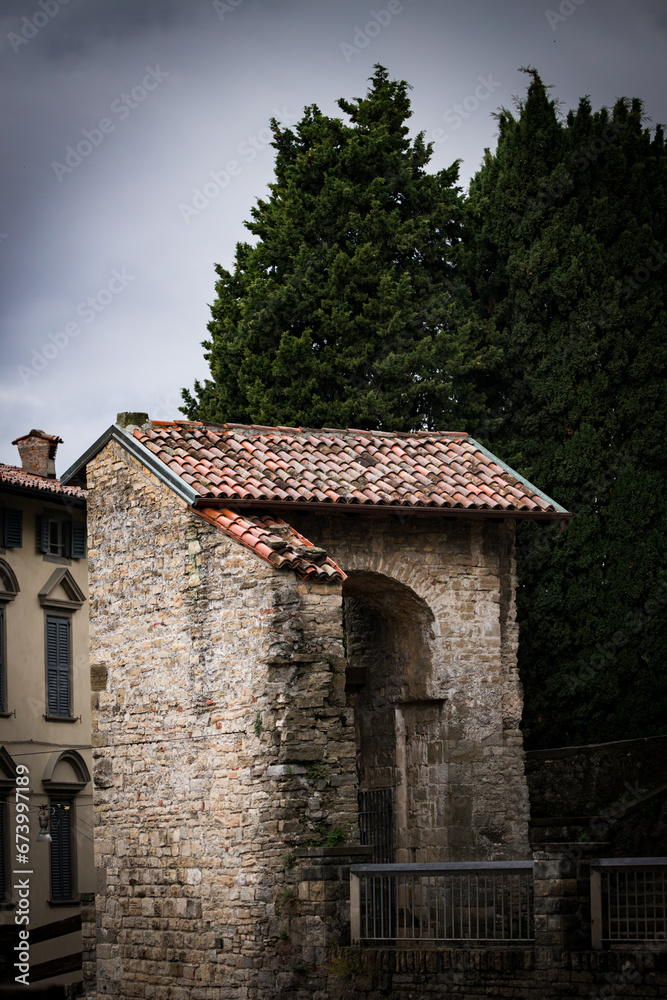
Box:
[343,571,441,862]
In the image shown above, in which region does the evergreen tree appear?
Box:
[465,69,667,748]
[182,66,497,431]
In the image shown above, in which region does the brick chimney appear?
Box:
[12,430,63,479]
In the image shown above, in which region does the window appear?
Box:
[40,513,86,559]
[46,616,71,717]
[1,508,22,548]
[49,797,74,901]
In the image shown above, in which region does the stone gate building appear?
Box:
[63,414,568,999]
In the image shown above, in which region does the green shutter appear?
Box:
[0,799,5,903]
[70,521,86,559]
[50,799,73,900]
[0,609,4,714]
[3,509,22,548]
[46,617,70,716]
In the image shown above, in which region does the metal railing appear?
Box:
[590,858,667,949]
[350,862,534,944]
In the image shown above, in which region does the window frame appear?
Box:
[39,511,86,561]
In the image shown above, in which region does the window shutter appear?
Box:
[46,617,70,716]
[3,509,22,548]
[50,799,73,900]
[0,609,4,713]
[0,800,5,902]
[70,521,86,559]
[39,515,50,554]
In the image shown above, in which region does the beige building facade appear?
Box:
[0,431,92,996]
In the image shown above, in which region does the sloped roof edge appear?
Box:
[468,439,569,516]
[61,423,200,505]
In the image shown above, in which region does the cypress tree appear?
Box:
[182,66,497,432]
[465,69,667,748]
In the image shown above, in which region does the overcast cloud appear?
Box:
[1,0,665,472]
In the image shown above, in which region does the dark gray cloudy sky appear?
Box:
[1,0,665,472]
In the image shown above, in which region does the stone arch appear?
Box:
[343,570,435,705]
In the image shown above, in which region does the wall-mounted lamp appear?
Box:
[36,805,52,843]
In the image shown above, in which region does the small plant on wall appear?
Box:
[307,824,346,847]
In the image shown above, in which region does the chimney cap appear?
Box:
[12,429,63,446]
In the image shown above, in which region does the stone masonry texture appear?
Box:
[84,439,536,999]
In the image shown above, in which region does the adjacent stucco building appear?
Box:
[0,430,92,995]
[63,413,568,999]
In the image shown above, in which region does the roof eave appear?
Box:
[60,424,200,506]
[0,481,86,507]
[191,497,566,520]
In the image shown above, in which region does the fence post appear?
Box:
[350,871,360,944]
[590,866,602,950]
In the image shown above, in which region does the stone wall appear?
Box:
[526,735,667,818]
[526,736,667,855]
[84,437,535,998]
[321,946,667,999]
[85,441,357,998]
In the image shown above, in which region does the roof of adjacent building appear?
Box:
[134,420,567,516]
[0,462,87,500]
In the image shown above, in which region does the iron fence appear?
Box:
[591,858,667,949]
[350,862,534,944]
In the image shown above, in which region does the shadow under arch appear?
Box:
[343,571,440,859]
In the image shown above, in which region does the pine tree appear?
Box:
[182,66,497,431]
[465,69,667,748]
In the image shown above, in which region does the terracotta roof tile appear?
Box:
[0,463,86,500]
[197,507,346,582]
[129,421,566,516]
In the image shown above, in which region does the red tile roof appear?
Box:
[197,508,346,581]
[134,421,564,516]
[0,463,87,500]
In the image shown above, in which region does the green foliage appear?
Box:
[185,65,667,751]
[305,763,328,782]
[275,886,297,915]
[254,712,263,737]
[328,951,362,979]
[307,824,346,847]
[291,960,314,974]
[183,65,498,431]
[283,851,296,870]
[464,68,667,748]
